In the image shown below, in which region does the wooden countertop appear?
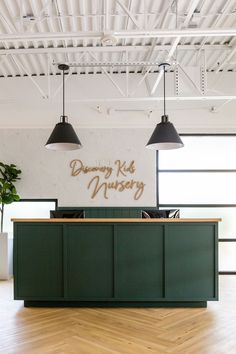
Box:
[11,218,221,223]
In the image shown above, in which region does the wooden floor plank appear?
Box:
[1,276,236,354]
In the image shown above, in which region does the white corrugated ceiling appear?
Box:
[0,0,236,78]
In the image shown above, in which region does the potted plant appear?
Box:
[0,162,21,280]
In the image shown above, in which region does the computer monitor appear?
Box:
[142,209,180,219]
[50,210,85,219]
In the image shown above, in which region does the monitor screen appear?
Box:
[142,209,180,219]
[50,210,85,219]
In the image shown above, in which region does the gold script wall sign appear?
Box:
[70,159,145,200]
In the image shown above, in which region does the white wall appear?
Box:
[0,70,235,206]
[0,72,236,132]
[0,128,156,207]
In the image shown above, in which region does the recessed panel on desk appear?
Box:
[165,224,216,300]
[15,224,63,298]
[66,224,113,298]
[116,225,164,299]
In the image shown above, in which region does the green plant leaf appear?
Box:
[0,161,21,232]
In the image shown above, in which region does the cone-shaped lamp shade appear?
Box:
[146,115,184,150]
[45,64,82,151]
[45,117,82,151]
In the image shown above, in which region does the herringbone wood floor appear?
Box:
[0,276,236,354]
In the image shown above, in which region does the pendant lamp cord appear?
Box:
[163,64,166,116]
[58,63,69,123]
[62,68,65,119]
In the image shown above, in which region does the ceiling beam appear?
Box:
[116,0,141,29]
[215,46,236,73]
[88,51,126,96]
[0,44,231,56]
[68,95,236,103]
[197,0,235,52]
[119,28,236,39]
[150,37,180,95]
[140,1,173,74]
[0,28,236,42]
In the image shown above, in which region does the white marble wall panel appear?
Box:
[0,128,156,207]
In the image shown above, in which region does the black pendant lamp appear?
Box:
[45,64,82,151]
[146,63,183,150]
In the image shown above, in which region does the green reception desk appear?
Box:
[12,218,220,307]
